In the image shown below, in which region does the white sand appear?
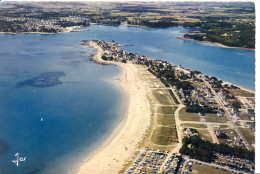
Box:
[77,42,151,174]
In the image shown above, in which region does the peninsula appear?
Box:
[0,1,255,49]
[78,40,255,174]
[0,1,255,173]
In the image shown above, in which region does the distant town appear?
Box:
[0,1,255,173]
[84,39,255,174]
[0,1,255,48]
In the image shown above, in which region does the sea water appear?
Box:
[0,25,255,174]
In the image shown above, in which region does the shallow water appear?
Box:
[0,25,255,174]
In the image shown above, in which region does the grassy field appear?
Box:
[218,138,228,144]
[229,88,255,98]
[197,129,212,142]
[179,108,201,122]
[157,114,175,127]
[239,128,255,145]
[152,89,174,105]
[151,134,177,145]
[191,164,232,174]
[153,126,176,136]
[157,106,177,114]
[191,81,204,88]
[240,114,252,121]
[181,123,207,129]
[151,121,178,145]
[219,125,229,129]
[138,67,180,149]
[205,114,228,123]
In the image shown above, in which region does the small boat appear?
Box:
[41,118,44,122]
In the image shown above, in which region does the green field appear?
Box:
[191,164,232,174]
[239,128,255,145]
[157,114,175,127]
[179,108,201,122]
[151,106,178,146]
[151,125,177,145]
[197,129,212,142]
[219,125,229,129]
[181,123,207,129]
[152,89,174,105]
[153,126,176,136]
[157,106,177,114]
[240,114,252,121]
[205,114,228,123]
[229,88,255,98]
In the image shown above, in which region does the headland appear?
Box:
[78,40,255,174]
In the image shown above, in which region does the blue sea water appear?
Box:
[0,25,255,174]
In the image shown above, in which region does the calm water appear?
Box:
[0,25,255,174]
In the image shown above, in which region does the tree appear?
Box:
[159,63,164,69]
[232,102,242,108]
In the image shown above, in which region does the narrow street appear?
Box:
[203,80,252,151]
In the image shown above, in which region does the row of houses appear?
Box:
[89,40,255,125]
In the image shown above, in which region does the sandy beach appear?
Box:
[221,81,255,94]
[176,37,255,51]
[77,42,151,174]
[77,40,255,174]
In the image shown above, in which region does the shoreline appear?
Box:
[176,36,255,51]
[0,24,254,52]
[0,26,87,34]
[86,40,255,94]
[77,42,151,173]
[221,81,255,94]
[79,40,255,174]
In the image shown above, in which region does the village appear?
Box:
[0,1,256,174]
[84,40,255,174]
[0,15,90,33]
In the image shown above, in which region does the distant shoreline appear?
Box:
[0,26,87,34]
[0,24,254,51]
[176,36,255,51]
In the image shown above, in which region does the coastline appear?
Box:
[0,24,254,52]
[77,42,151,173]
[77,40,255,174]
[0,26,86,34]
[176,36,255,51]
[221,81,255,94]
